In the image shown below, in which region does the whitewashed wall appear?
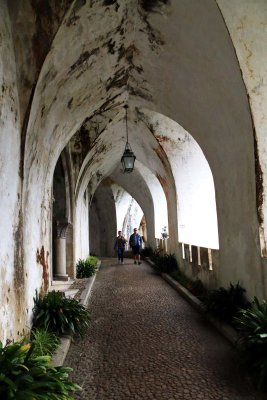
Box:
[136,161,168,239]
[138,109,219,249]
[217,0,267,257]
[0,2,22,342]
[75,190,89,260]
[1,0,266,343]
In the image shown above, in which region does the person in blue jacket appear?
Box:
[129,228,142,265]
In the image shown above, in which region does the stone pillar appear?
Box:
[54,221,69,281]
[141,221,147,243]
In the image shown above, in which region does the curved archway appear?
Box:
[74,111,178,258]
[138,108,219,250]
[15,0,263,338]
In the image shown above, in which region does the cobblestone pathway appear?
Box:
[66,259,264,400]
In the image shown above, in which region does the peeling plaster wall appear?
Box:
[0,2,22,342]
[138,0,263,297]
[7,0,73,124]
[7,0,263,348]
[216,1,267,257]
[21,0,178,314]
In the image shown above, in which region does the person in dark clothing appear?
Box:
[129,228,142,265]
[114,231,126,264]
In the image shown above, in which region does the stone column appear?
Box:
[54,221,69,281]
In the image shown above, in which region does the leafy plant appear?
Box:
[234,297,267,389]
[160,253,178,273]
[203,282,248,324]
[186,279,207,299]
[0,339,81,399]
[150,250,178,274]
[32,290,90,337]
[141,246,154,258]
[30,328,59,357]
[76,256,98,278]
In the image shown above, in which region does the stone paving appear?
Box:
[65,259,265,400]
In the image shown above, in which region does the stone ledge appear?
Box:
[145,257,238,345]
[51,260,101,366]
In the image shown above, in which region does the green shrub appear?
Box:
[30,328,59,357]
[160,253,178,273]
[150,248,162,269]
[203,282,248,324]
[88,255,98,266]
[186,279,207,299]
[234,297,267,389]
[141,246,154,257]
[150,250,178,274]
[0,340,81,399]
[32,290,90,337]
[76,256,98,278]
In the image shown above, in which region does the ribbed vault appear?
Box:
[21,0,262,315]
[1,0,266,341]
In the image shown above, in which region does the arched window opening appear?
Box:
[135,161,168,240]
[139,109,219,250]
[111,183,145,248]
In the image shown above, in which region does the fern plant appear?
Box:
[234,297,267,388]
[0,340,81,399]
[32,290,90,337]
[76,256,98,278]
[203,282,248,324]
[150,250,178,274]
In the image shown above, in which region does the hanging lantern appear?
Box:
[121,105,136,173]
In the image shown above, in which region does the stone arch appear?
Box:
[74,113,178,257]
[18,0,264,332]
[138,108,219,250]
[52,151,75,280]
[0,2,23,342]
[109,165,159,247]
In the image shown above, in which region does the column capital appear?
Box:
[56,221,70,239]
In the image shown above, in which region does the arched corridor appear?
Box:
[65,259,264,400]
[1,0,267,373]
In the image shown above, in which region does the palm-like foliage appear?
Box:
[235,297,267,337]
[0,340,81,399]
[151,250,178,273]
[32,290,90,337]
[76,256,98,278]
[234,297,267,389]
[203,282,248,324]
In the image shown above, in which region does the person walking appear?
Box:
[114,231,126,264]
[129,228,142,265]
